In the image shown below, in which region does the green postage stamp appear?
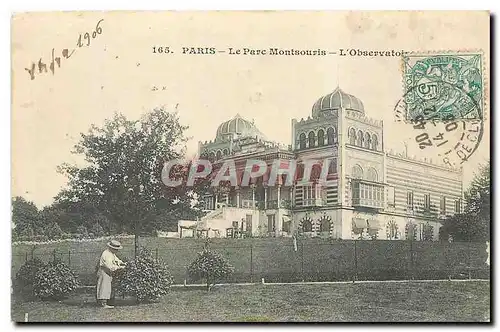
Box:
[401,52,484,122]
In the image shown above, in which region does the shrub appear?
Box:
[187,249,234,291]
[114,247,174,303]
[76,225,89,237]
[33,259,80,300]
[45,222,63,240]
[14,257,46,300]
[32,235,49,242]
[91,222,105,237]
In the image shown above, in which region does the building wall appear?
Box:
[386,154,463,218]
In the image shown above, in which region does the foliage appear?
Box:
[114,247,174,303]
[14,257,46,299]
[440,161,490,242]
[76,225,89,238]
[439,213,489,242]
[45,222,63,240]
[187,248,234,291]
[90,221,106,237]
[422,223,434,241]
[33,259,80,300]
[55,108,207,235]
[464,160,490,218]
[12,197,40,237]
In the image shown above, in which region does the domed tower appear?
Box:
[215,113,266,142]
[291,87,384,239]
[311,87,365,118]
[199,113,269,161]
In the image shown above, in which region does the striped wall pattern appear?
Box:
[294,183,339,207]
[386,159,462,216]
[325,182,339,205]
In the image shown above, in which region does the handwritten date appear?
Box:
[25,19,104,81]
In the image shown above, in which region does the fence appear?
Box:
[11,238,490,286]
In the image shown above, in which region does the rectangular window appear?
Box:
[455,199,461,213]
[440,196,446,214]
[226,228,233,238]
[407,191,414,210]
[387,186,396,206]
[303,185,317,205]
[424,194,431,210]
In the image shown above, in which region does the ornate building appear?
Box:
[178,87,464,241]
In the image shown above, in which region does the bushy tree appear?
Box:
[114,247,174,303]
[187,248,234,291]
[56,108,208,235]
[14,257,46,300]
[90,222,105,237]
[12,197,40,237]
[45,222,63,240]
[440,161,490,242]
[76,225,89,238]
[33,260,80,300]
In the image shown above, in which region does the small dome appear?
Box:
[216,114,266,142]
[312,87,365,117]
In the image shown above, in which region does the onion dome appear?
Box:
[215,113,266,142]
[311,87,365,118]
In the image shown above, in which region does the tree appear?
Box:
[440,161,490,242]
[56,108,206,236]
[12,197,40,237]
[464,160,490,221]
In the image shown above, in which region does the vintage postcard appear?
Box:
[11,11,490,323]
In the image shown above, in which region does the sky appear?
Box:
[11,11,490,208]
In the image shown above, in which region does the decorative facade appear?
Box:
[179,87,464,240]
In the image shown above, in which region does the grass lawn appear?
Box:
[11,281,490,323]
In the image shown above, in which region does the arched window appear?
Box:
[317,129,325,146]
[372,134,379,151]
[223,148,229,156]
[364,132,371,149]
[327,127,336,145]
[349,128,356,145]
[216,150,222,160]
[319,217,331,233]
[302,218,312,232]
[308,131,315,148]
[208,152,216,162]
[352,165,363,179]
[357,130,364,147]
[367,168,378,182]
[299,133,306,149]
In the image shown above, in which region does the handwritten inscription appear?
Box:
[25,19,104,81]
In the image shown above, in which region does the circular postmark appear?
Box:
[394,81,484,168]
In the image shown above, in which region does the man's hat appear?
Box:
[107,240,123,250]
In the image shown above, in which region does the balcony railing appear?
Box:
[352,198,384,209]
[302,198,326,207]
[241,199,256,209]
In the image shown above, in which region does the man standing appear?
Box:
[96,240,126,308]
